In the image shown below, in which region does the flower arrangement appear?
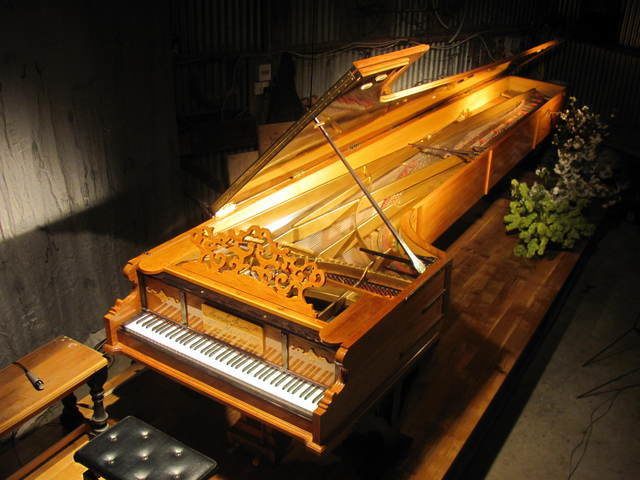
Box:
[505,97,618,258]
[551,97,621,207]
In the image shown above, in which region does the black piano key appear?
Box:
[257,367,274,380]
[157,324,175,335]
[167,327,185,339]
[207,345,225,356]
[234,355,252,368]
[235,357,252,369]
[174,331,191,343]
[175,332,191,344]
[261,369,278,381]
[202,343,218,355]
[253,365,269,377]
[274,374,291,387]
[204,343,221,355]
[283,377,299,391]
[191,338,208,350]
[216,349,235,361]
[145,318,163,329]
[299,385,315,398]
[149,319,164,331]
[139,316,155,327]
[154,322,172,333]
[311,390,325,403]
[165,326,183,337]
[226,354,242,367]
[171,326,189,338]
[180,333,198,345]
[290,381,306,394]
[224,352,240,364]
[304,387,321,400]
[198,340,214,352]
[229,355,247,367]
[270,372,287,385]
[141,316,158,327]
[244,361,261,373]
[183,334,201,347]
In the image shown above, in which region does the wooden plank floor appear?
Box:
[2,197,585,480]
[21,430,89,480]
[396,197,582,479]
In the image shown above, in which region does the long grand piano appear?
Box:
[104,41,565,453]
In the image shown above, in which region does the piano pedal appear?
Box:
[225,414,292,465]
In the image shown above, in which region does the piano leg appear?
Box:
[87,366,109,434]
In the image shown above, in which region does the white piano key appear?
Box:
[123,312,325,415]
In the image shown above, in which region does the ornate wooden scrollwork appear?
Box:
[188,225,325,316]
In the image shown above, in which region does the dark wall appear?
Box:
[0,1,186,366]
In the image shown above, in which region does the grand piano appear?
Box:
[104,40,565,453]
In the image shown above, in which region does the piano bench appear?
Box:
[73,416,219,480]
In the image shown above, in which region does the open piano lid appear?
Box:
[206,39,559,272]
[213,39,559,216]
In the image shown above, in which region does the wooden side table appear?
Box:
[0,336,109,437]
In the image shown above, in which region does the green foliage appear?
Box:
[504,179,594,258]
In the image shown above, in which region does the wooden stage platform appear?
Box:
[2,197,585,480]
[396,197,583,479]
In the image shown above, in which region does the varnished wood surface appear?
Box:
[100,43,567,460]
[7,424,91,480]
[3,196,586,479]
[396,198,583,479]
[0,336,107,436]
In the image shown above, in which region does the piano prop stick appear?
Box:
[313,116,427,274]
[103,40,564,454]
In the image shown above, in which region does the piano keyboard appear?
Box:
[123,312,326,417]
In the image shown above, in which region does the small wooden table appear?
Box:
[0,336,109,437]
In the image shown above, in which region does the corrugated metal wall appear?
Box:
[620,0,640,48]
[547,41,640,125]
[170,0,640,207]
[170,0,552,119]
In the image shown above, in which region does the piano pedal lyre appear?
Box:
[225,412,293,465]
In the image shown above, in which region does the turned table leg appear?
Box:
[87,366,108,434]
[60,392,84,430]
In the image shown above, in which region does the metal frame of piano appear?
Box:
[103,40,565,454]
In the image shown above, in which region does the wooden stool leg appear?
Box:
[87,366,108,434]
[60,392,84,430]
[82,469,99,480]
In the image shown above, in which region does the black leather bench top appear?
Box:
[74,416,218,480]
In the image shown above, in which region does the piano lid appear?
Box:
[213,39,559,216]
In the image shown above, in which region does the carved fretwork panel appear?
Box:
[177,225,326,317]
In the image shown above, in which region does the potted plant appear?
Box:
[504,97,621,258]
